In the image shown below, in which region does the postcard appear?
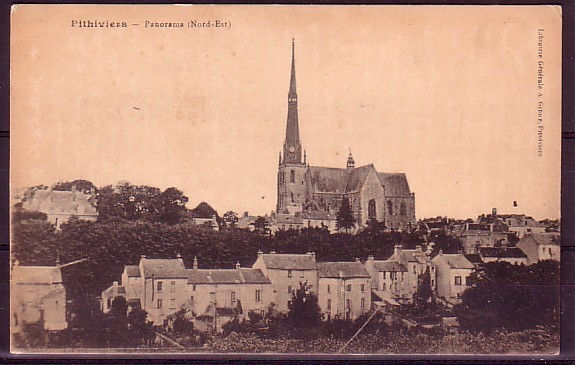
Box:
[10,4,561,355]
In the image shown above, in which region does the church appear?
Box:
[276,41,416,231]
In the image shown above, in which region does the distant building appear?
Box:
[191,215,219,231]
[11,261,68,333]
[251,251,318,313]
[431,252,475,306]
[316,261,371,320]
[517,232,561,265]
[453,222,509,254]
[492,214,546,238]
[275,41,416,230]
[478,246,528,265]
[21,187,98,229]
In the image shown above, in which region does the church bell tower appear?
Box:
[277,40,307,214]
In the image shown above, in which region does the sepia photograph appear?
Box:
[10,4,561,355]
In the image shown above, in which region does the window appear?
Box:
[361,298,365,309]
[382,272,386,279]
[290,170,295,184]
[455,276,462,286]
[288,285,292,293]
[157,281,163,293]
[327,299,332,310]
[347,284,352,292]
[368,199,376,220]
[291,193,294,203]
[346,299,351,309]
[157,299,163,309]
[361,284,365,292]
[171,281,176,293]
[456,292,462,299]
[231,291,236,303]
[190,296,194,302]
[431,280,435,287]
[387,200,393,215]
[465,276,470,286]
[413,265,416,274]
[170,299,176,309]
[255,290,261,302]
[288,270,292,278]
[107,298,111,308]
[327,285,331,294]
[300,271,304,278]
[400,202,407,216]
[192,284,196,291]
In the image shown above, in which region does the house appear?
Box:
[517,232,561,265]
[186,262,273,333]
[21,187,98,229]
[301,210,338,233]
[478,246,528,265]
[454,222,510,254]
[316,261,371,320]
[431,251,475,306]
[101,255,189,325]
[101,256,274,333]
[364,257,408,305]
[272,213,304,232]
[191,215,219,231]
[495,214,546,238]
[251,251,318,313]
[385,245,435,302]
[11,261,68,333]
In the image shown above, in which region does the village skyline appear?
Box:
[11,5,561,221]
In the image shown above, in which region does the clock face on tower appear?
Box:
[289,147,295,153]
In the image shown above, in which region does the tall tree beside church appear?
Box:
[336,196,356,233]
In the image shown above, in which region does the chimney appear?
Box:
[113,281,118,288]
[355,257,360,263]
[307,251,316,261]
[270,250,276,254]
[236,261,241,269]
[438,249,443,256]
[367,255,374,262]
[177,253,183,264]
[257,249,263,257]
[244,211,249,218]
[193,256,198,270]
[416,245,422,252]
[394,244,403,256]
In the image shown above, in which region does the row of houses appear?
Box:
[99,246,479,333]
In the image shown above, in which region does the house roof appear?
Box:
[102,284,126,295]
[479,247,527,259]
[140,258,188,279]
[186,268,271,285]
[433,253,475,269]
[377,173,412,197]
[23,190,97,216]
[12,265,63,284]
[301,210,335,220]
[387,248,430,265]
[259,253,317,270]
[463,254,484,265]
[125,265,141,277]
[369,260,408,272]
[317,262,370,278]
[523,232,561,246]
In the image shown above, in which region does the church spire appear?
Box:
[283,38,303,165]
[347,148,355,171]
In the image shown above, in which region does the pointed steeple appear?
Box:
[283,38,303,165]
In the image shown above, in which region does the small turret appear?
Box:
[193,256,198,270]
[347,148,355,171]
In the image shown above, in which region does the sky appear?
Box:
[11,5,562,220]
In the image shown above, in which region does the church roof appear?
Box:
[378,173,412,197]
[307,165,412,198]
[308,166,349,193]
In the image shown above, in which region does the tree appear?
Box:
[223,211,239,229]
[415,267,433,304]
[336,197,356,233]
[107,296,128,346]
[253,216,271,236]
[288,282,322,337]
[156,187,188,224]
[53,179,97,194]
[127,307,154,345]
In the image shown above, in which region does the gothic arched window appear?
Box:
[368,199,377,220]
[387,200,393,216]
[290,170,295,184]
[400,202,407,216]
